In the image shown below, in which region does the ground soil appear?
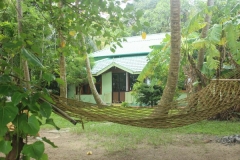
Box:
[30,129,240,160]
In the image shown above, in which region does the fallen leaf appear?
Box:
[87,151,92,155]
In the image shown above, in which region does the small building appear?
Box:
[70,33,166,105]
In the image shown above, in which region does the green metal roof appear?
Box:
[91,33,168,75]
[92,56,148,76]
[91,33,167,58]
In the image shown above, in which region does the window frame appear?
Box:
[76,75,102,95]
[128,74,139,91]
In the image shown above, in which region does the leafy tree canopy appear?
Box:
[0,0,143,158]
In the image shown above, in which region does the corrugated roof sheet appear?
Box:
[91,56,148,75]
[91,33,167,58]
[91,33,168,75]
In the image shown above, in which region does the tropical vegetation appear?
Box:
[0,0,142,159]
[0,0,240,159]
[134,0,240,97]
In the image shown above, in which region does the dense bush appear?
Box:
[133,83,163,107]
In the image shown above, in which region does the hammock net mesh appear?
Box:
[50,69,240,129]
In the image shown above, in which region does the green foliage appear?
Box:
[39,102,52,119]
[0,101,18,129]
[133,0,171,34]
[21,48,44,68]
[182,0,240,79]
[207,24,222,43]
[0,73,58,158]
[133,83,163,106]
[0,0,238,158]
[131,0,205,35]
[224,19,240,57]
[0,0,144,158]
[138,0,239,94]
[42,73,56,85]
[41,137,58,148]
[22,141,45,159]
[212,0,240,24]
[0,140,12,154]
[19,114,40,136]
[45,118,60,130]
[66,56,88,85]
[138,34,170,86]
[121,101,129,108]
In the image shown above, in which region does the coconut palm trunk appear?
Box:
[85,53,106,105]
[84,38,106,105]
[81,35,106,105]
[154,0,181,115]
[75,0,106,105]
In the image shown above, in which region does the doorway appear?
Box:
[112,73,126,103]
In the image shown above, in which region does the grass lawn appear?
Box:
[40,113,240,152]
[42,113,240,136]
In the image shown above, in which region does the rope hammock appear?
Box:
[49,69,240,129]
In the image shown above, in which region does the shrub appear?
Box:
[133,83,163,107]
[121,101,129,107]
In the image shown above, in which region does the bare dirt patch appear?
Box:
[33,129,240,160]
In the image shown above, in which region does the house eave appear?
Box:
[92,52,149,59]
[92,62,137,76]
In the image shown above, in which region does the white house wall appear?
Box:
[80,71,138,105]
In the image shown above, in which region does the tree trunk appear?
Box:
[23,60,31,89]
[85,51,106,105]
[84,38,106,105]
[78,85,81,101]
[196,0,214,90]
[197,0,214,71]
[59,52,67,98]
[58,1,67,98]
[154,0,181,115]
[17,0,30,89]
[5,134,24,160]
[5,0,26,159]
[75,0,105,105]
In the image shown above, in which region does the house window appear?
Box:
[81,85,91,94]
[79,75,102,95]
[129,74,139,91]
[95,75,102,94]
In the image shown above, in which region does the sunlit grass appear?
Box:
[171,120,240,135]
[41,113,240,136]
[40,113,78,129]
[41,113,240,152]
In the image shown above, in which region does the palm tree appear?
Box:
[85,52,106,105]
[75,0,106,105]
[154,0,181,115]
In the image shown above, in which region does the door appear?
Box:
[112,73,126,103]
